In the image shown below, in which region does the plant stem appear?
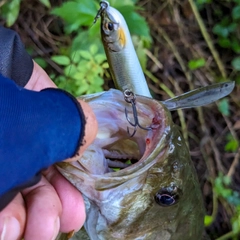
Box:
[216,230,238,240]
[188,0,227,79]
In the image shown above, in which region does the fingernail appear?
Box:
[51,217,60,240]
[0,217,20,240]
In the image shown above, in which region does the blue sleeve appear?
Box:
[0,26,33,86]
[0,74,85,210]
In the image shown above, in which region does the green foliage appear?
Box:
[196,0,212,10]
[196,0,212,5]
[34,57,48,69]
[232,206,240,234]
[116,4,152,46]
[211,1,240,73]
[39,0,51,8]
[0,0,50,26]
[188,58,206,70]
[204,215,214,226]
[232,57,240,71]
[218,98,230,116]
[51,0,98,33]
[51,44,108,96]
[225,134,239,152]
[1,0,151,95]
[0,0,21,26]
[214,173,240,235]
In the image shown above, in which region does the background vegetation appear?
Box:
[0,0,240,239]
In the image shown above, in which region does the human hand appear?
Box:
[0,62,97,240]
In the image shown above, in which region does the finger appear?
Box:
[44,167,86,233]
[65,100,98,162]
[24,61,57,91]
[21,176,62,240]
[0,193,26,240]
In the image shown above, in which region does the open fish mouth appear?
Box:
[57,89,205,240]
[57,89,170,188]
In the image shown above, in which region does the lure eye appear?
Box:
[107,22,114,31]
[154,188,179,207]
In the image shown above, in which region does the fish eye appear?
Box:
[154,188,179,207]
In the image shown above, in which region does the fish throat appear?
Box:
[58,90,168,181]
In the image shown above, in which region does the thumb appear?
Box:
[64,99,98,162]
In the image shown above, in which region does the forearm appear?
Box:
[0,74,85,209]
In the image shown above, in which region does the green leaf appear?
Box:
[196,0,212,5]
[235,75,240,85]
[188,58,206,70]
[218,98,230,116]
[231,37,240,53]
[232,217,240,234]
[38,0,51,8]
[225,139,239,152]
[118,5,152,44]
[70,51,81,64]
[51,55,70,66]
[73,72,85,82]
[95,54,107,64]
[2,0,21,26]
[90,44,98,55]
[232,57,240,71]
[109,0,136,7]
[227,191,240,206]
[204,215,213,227]
[132,36,147,70]
[51,0,97,31]
[228,22,237,33]
[218,37,231,48]
[125,159,131,164]
[101,62,109,69]
[112,168,120,172]
[76,84,90,96]
[64,64,78,77]
[223,175,231,186]
[79,50,92,60]
[213,24,229,38]
[34,57,47,69]
[232,6,240,21]
[51,2,82,23]
[93,76,104,86]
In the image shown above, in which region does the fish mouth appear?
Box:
[58,89,170,189]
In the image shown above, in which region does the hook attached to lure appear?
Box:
[124,90,151,137]
[93,1,109,24]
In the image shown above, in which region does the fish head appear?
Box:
[57,89,204,240]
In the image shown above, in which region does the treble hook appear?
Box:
[124,89,151,137]
[93,1,109,24]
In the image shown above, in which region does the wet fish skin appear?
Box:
[57,89,205,240]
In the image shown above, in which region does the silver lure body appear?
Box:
[100,3,152,97]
